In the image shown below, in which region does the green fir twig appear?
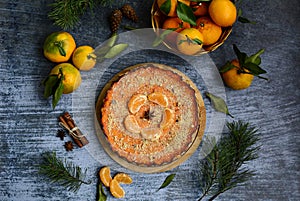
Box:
[39,152,91,193]
[48,0,115,30]
[198,121,260,201]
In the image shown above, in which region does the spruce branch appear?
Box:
[39,152,91,193]
[198,121,260,201]
[48,0,115,30]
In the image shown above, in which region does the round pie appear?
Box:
[100,63,205,166]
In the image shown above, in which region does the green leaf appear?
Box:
[243,62,267,75]
[160,0,171,15]
[152,29,176,47]
[238,16,256,24]
[54,41,66,57]
[106,33,118,47]
[157,174,176,191]
[177,1,196,26]
[192,38,203,45]
[233,44,246,65]
[43,75,59,98]
[97,183,107,201]
[219,61,237,73]
[104,43,128,59]
[206,92,233,118]
[245,49,264,65]
[52,78,64,109]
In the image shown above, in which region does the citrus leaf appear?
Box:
[153,29,176,47]
[106,33,118,47]
[177,1,196,26]
[52,78,64,109]
[104,43,128,59]
[219,61,236,73]
[244,62,267,75]
[233,44,246,65]
[192,38,203,45]
[97,183,107,201]
[245,49,264,65]
[157,174,176,191]
[43,75,59,98]
[160,0,171,15]
[206,92,233,118]
[54,41,66,57]
[238,16,256,24]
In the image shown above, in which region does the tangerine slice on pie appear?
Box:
[128,94,147,114]
[160,108,176,129]
[148,92,168,107]
[140,127,161,141]
[124,115,142,134]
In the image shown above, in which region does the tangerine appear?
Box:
[43,31,76,63]
[195,16,222,46]
[221,59,254,90]
[157,0,190,17]
[209,0,237,27]
[49,63,81,94]
[124,115,142,134]
[72,45,96,71]
[140,127,161,141]
[99,166,112,187]
[191,2,208,16]
[110,179,125,198]
[176,28,204,55]
[162,17,191,43]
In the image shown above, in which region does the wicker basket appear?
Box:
[151,0,232,55]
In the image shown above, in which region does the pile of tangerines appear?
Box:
[156,0,237,55]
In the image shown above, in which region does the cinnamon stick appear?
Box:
[58,112,89,147]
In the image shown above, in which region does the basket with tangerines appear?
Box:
[151,0,237,55]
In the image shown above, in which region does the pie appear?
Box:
[100,63,204,166]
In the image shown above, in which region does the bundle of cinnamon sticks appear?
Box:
[58,112,89,148]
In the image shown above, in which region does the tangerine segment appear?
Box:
[114,173,133,184]
[99,166,112,187]
[140,127,161,141]
[124,115,142,134]
[128,94,147,114]
[110,179,125,198]
[160,108,176,129]
[148,92,168,107]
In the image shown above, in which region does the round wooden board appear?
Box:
[95,63,206,173]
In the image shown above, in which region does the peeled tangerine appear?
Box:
[114,173,133,184]
[160,108,176,129]
[124,115,141,134]
[148,92,168,107]
[110,179,125,198]
[99,166,112,187]
[128,94,147,114]
[140,127,161,141]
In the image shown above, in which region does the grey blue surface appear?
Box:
[0,0,299,200]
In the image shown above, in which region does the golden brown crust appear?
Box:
[100,63,200,166]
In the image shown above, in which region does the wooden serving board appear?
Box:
[95,63,206,173]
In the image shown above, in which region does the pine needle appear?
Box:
[198,121,260,201]
[39,152,90,193]
[47,0,115,30]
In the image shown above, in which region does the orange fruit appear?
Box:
[176,28,204,55]
[72,46,96,71]
[99,166,112,187]
[157,0,190,17]
[221,59,254,90]
[140,127,161,141]
[162,17,191,43]
[191,2,208,16]
[128,94,147,114]
[209,0,237,27]
[110,179,125,198]
[160,108,175,129]
[148,92,168,107]
[114,173,133,184]
[124,115,142,134]
[195,16,222,46]
[43,31,76,63]
[49,63,81,94]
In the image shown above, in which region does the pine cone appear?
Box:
[121,4,138,22]
[110,9,122,33]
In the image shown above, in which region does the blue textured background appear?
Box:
[0,0,299,200]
